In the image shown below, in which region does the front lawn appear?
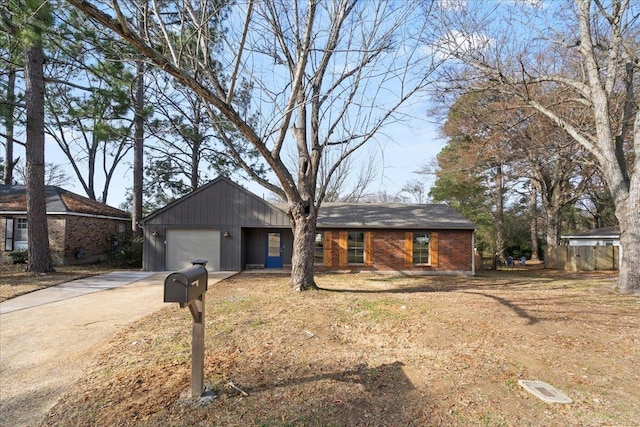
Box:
[43,270,639,426]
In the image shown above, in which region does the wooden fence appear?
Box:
[547,246,619,271]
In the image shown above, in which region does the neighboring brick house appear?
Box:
[141,176,478,274]
[1,185,130,265]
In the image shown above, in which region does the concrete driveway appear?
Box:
[0,270,236,427]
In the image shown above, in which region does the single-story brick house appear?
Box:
[141,176,477,274]
[0,185,130,265]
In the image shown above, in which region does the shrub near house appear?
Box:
[8,249,28,264]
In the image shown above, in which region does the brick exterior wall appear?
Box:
[317,229,473,273]
[436,230,474,271]
[1,215,129,265]
[48,217,66,265]
[372,231,407,271]
[64,216,127,264]
[0,218,7,264]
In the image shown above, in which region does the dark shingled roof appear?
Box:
[0,185,129,219]
[316,203,476,229]
[561,226,620,238]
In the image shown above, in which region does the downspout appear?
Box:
[139,221,147,271]
[471,230,476,276]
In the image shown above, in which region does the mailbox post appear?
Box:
[164,260,208,398]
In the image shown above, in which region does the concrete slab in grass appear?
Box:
[518,380,573,404]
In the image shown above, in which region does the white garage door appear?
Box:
[166,229,221,271]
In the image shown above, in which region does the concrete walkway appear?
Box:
[0,270,236,427]
[0,271,156,315]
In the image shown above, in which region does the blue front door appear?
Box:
[265,232,283,268]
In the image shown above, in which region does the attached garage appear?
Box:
[165,229,221,271]
[140,177,291,272]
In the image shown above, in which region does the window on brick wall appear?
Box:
[5,218,28,251]
[347,231,365,264]
[314,232,324,264]
[412,232,430,265]
[118,223,126,239]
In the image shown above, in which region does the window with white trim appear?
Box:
[412,232,430,265]
[314,232,324,264]
[5,218,28,251]
[347,231,365,264]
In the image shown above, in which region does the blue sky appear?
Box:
[10,0,447,209]
[10,103,445,208]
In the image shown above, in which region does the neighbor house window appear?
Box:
[347,231,365,264]
[4,218,28,251]
[413,232,430,265]
[118,223,126,239]
[314,232,324,264]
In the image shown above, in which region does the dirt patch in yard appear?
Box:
[42,270,639,426]
[0,264,115,302]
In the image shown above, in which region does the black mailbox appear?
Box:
[164,262,208,307]
[163,259,210,399]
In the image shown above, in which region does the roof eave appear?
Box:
[1,210,129,221]
[316,225,477,230]
[561,235,620,239]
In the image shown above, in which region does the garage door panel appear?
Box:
[166,229,220,271]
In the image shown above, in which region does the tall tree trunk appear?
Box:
[3,66,17,185]
[616,186,640,294]
[289,204,318,291]
[132,59,144,236]
[576,0,637,292]
[190,106,201,190]
[190,143,199,190]
[493,164,505,263]
[86,141,97,200]
[24,40,54,273]
[543,203,562,270]
[598,134,640,293]
[545,209,560,248]
[529,183,539,260]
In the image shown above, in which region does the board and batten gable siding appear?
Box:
[143,179,289,227]
[141,177,290,271]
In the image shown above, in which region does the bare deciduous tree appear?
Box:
[320,150,379,203]
[70,0,438,290]
[428,0,640,293]
[15,162,72,187]
[401,179,429,204]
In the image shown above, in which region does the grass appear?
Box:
[20,269,640,426]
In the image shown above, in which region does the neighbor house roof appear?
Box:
[0,185,129,220]
[316,203,477,230]
[561,226,620,239]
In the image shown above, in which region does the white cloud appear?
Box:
[505,0,547,8]
[424,30,492,62]
[445,30,491,54]
[437,0,467,12]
